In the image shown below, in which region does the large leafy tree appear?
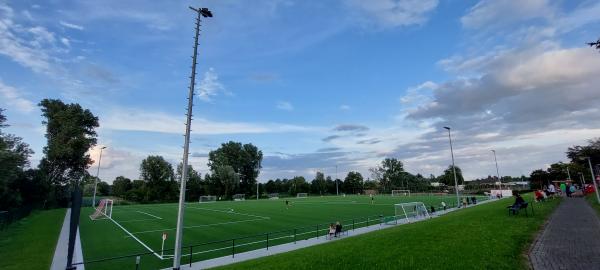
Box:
[208,141,262,195]
[0,109,34,209]
[139,155,176,201]
[310,171,327,195]
[211,165,239,198]
[112,176,132,197]
[371,158,405,192]
[38,99,99,186]
[344,171,364,194]
[176,163,204,201]
[439,165,464,186]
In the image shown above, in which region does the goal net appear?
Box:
[90,199,113,220]
[199,195,217,203]
[391,190,411,196]
[296,193,308,198]
[268,193,279,200]
[395,202,430,223]
[233,194,245,201]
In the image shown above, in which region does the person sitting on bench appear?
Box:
[509,193,526,214]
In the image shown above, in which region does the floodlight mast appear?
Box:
[491,150,501,190]
[173,7,212,270]
[92,146,107,207]
[443,127,460,208]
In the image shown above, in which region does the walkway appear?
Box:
[50,209,85,270]
[529,198,600,270]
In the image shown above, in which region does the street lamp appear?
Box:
[443,127,460,208]
[584,157,600,204]
[173,6,213,270]
[92,146,107,207]
[491,150,501,190]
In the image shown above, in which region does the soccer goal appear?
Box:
[391,190,411,196]
[296,193,308,198]
[90,199,113,220]
[233,194,245,201]
[268,193,279,200]
[199,195,217,203]
[395,202,430,223]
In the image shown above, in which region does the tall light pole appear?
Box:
[92,146,107,207]
[335,165,339,196]
[585,157,600,204]
[443,127,460,208]
[173,7,212,270]
[491,150,501,190]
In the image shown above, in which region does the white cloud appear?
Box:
[198,68,228,102]
[0,79,35,113]
[340,105,351,111]
[101,108,319,135]
[461,0,553,29]
[345,0,439,28]
[60,37,70,47]
[276,101,294,111]
[59,21,84,31]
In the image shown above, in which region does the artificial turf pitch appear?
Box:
[79,194,485,270]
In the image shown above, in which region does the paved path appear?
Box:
[50,209,85,270]
[529,198,600,270]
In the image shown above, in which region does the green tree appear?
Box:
[112,176,132,198]
[439,165,464,186]
[310,171,327,195]
[371,158,405,192]
[139,156,176,202]
[344,171,364,194]
[212,165,239,198]
[208,141,262,196]
[530,169,550,189]
[38,99,99,187]
[176,163,203,201]
[0,109,34,209]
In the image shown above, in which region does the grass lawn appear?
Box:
[214,194,560,270]
[585,192,600,215]
[0,208,66,270]
[79,194,484,269]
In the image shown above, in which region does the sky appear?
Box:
[1,0,600,183]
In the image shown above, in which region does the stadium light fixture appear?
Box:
[173,7,212,270]
[92,146,107,207]
[443,127,460,208]
[491,150,501,190]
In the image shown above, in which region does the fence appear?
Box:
[0,205,35,231]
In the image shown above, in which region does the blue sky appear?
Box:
[1,0,600,183]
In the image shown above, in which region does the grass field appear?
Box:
[79,194,484,270]
[0,208,66,270]
[585,192,600,214]
[215,194,560,270]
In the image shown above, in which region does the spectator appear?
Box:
[534,190,545,202]
[471,196,477,204]
[335,221,342,237]
[548,183,556,196]
[509,193,526,214]
[441,201,447,211]
[430,206,436,213]
[565,183,572,197]
[328,223,335,240]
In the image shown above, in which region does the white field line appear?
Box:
[136,211,162,219]
[129,218,266,236]
[185,206,271,220]
[108,217,163,259]
[118,218,164,223]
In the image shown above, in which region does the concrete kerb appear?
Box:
[167,197,499,270]
[51,208,85,270]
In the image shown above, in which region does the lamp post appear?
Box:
[173,7,213,270]
[585,157,600,204]
[491,150,501,190]
[92,146,107,207]
[335,165,339,196]
[443,127,460,208]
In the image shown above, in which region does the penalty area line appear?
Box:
[128,218,266,236]
[136,211,162,219]
[108,217,163,259]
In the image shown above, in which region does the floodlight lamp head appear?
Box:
[443,126,450,130]
[101,146,107,149]
[200,8,213,17]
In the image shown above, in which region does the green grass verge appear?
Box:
[214,194,560,270]
[0,208,66,270]
[585,192,600,215]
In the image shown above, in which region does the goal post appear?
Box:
[391,190,411,196]
[296,193,308,198]
[199,195,217,203]
[90,199,113,220]
[233,194,245,201]
[268,193,279,200]
[395,202,429,223]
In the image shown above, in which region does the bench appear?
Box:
[508,202,533,217]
